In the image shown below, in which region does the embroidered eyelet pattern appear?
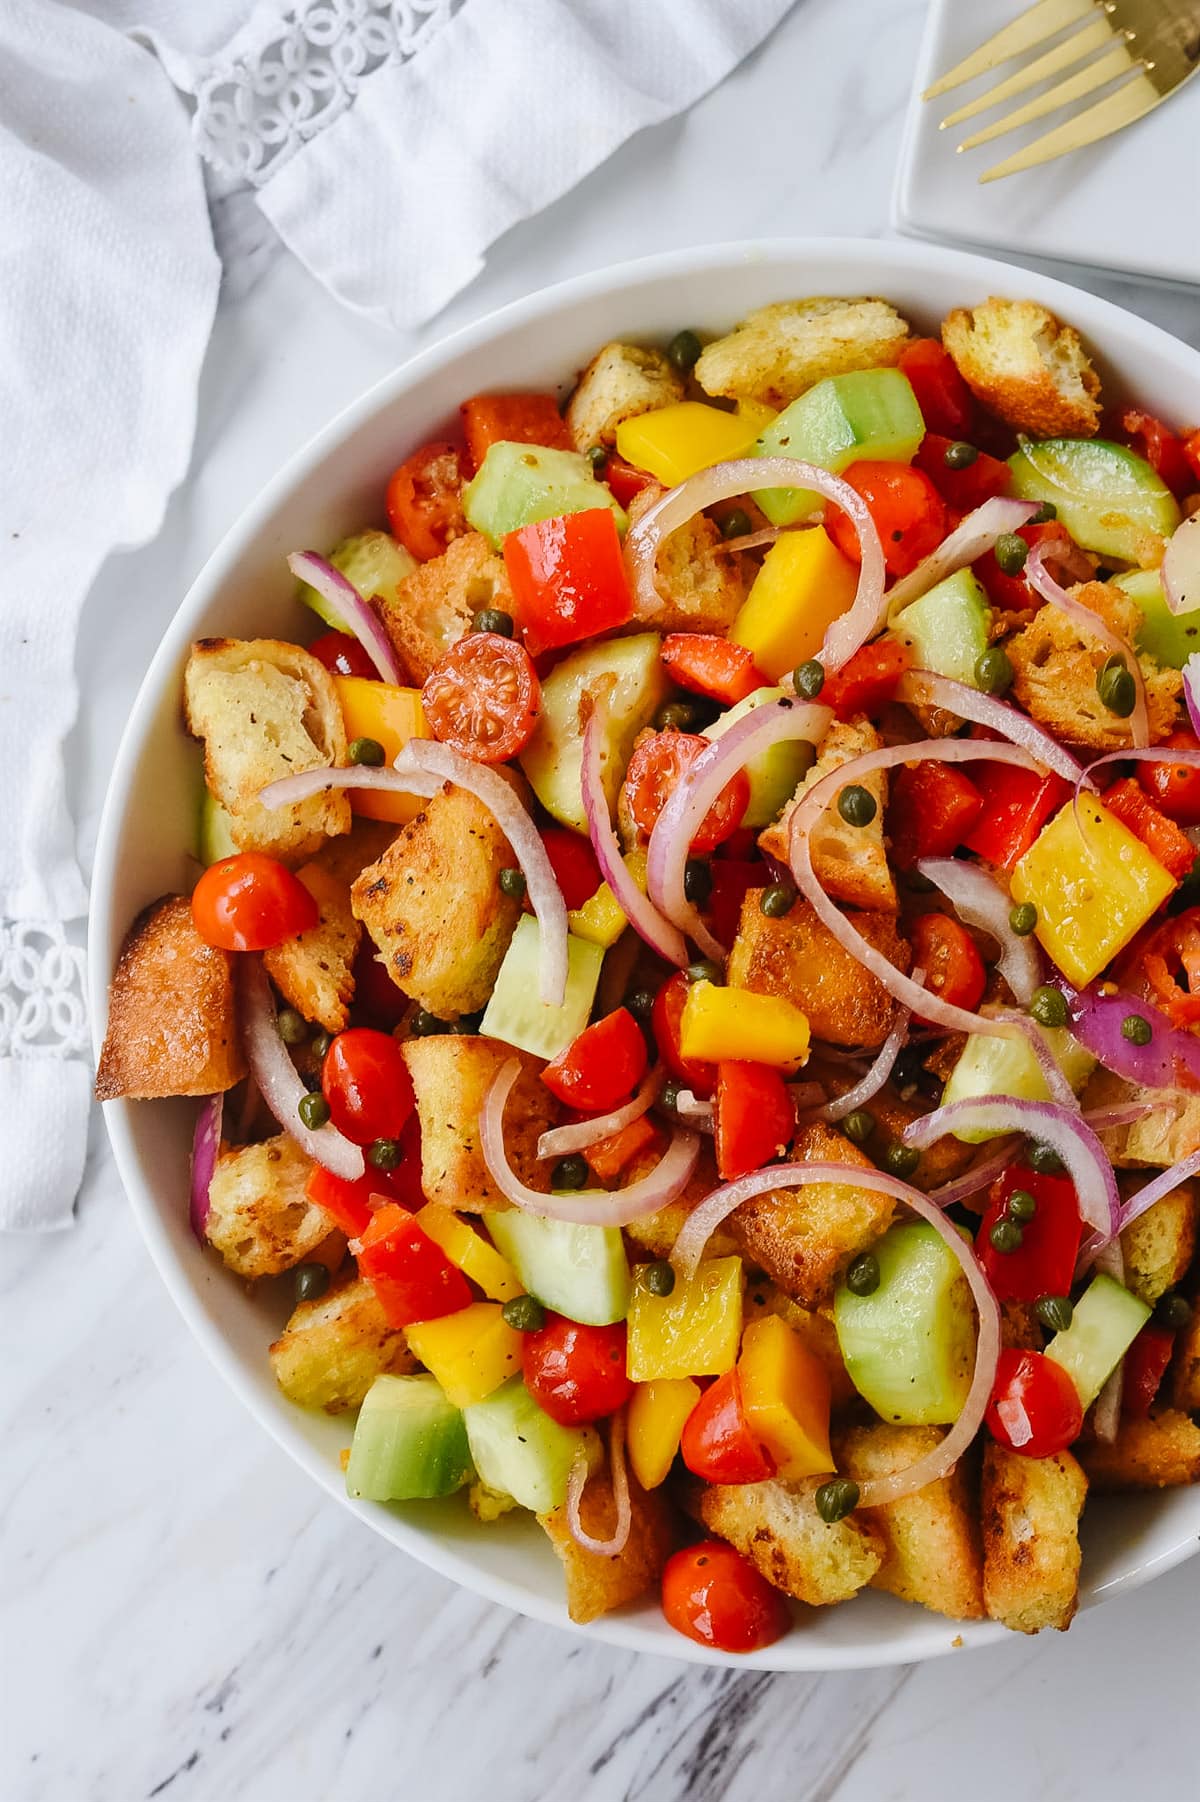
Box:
[194,0,458,186]
[0,920,89,1060]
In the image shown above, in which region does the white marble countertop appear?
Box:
[4,2,1199,1797]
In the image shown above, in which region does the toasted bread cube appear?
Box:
[316,819,399,884]
[838,1425,984,1620]
[262,862,360,1036]
[623,1142,740,1262]
[685,1475,883,1605]
[625,486,746,633]
[538,1459,677,1623]
[1001,1301,1044,1351]
[204,1134,333,1278]
[1080,1408,1200,1489]
[981,1443,1088,1634]
[941,298,1101,438]
[565,342,685,451]
[1170,1302,1200,1412]
[695,297,911,409]
[184,638,350,862]
[730,1121,895,1308]
[401,1035,556,1213]
[854,1083,979,1192]
[1006,582,1181,752]
[469,1482,519,1523]
[351,784,521,1018]
[269,1274,416,1412]
[1083,1068,1200,1169]
[744,1280,855,1408]
[96,896,246,1101]
[375,533,513,686]
[759,717,895,912]
[1119,1181,1197,1307]
[728,894,910,1051]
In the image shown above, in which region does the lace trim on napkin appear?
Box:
[193,0,459,185]
[0,920,89,1060]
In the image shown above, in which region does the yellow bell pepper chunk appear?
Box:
[626,1378,701,1489]
[737,1315,834,1480]
[567,851,647,949]
[735,398,778,437]
[730,527,859,680]
[679,980,810,1073]
[414,1204,523,1302]
[404,1302,522,1408]
[1010,797,1177,989]
[627,1257,744,1381]
[615,402,769,488]
[333,675,428,824]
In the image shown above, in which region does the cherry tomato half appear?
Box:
[622,730,750,853]
[680,1368,774,1485]
[521,1315,633,1426]
[541,1008,648,1113]
[421,632,541,763]
[652,971,717,1100]
[825,461,948,579]
[308,630,379,680]
[661,1541,791,1654]
[1135,729,1200,827]
[1120,907,1200,1027]
[321,1026,417,1148]
[985,1348,1083,1458]
[897,339,973,438]
[191,853,319,952]
[909,912,986,1016]
[539,827,602,911]
[385,441,468,562]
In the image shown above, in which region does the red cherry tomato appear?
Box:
[1135,729,1200,827]
[622,731,750,853]
[680,1368,775,1484]
[420,632,541,763]
[708,860,761,948]
[191,853,319,952]
[897,339,973,438]
[909,912,986,1016]
[1184,429,1200,486]
[385,441,468,562]
[652,971,717,1099]
[542,1008,648,1112]
[661,1541,791,1654]
[460,391,571,472]
[521,1315,633,1426]
[321,1026,417,1148]
[1122,908,1200,1029]
[1120,409,1194,499]
[539,827,603,911]
[985,1348,1083,1458]
[307,630,379,679]
[825,461,948,579]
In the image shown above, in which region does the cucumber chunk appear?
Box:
[941,1025,1096,1141]
[463,1378,598,1512]
[753,369,925,526]
[296,528,416,631]
[1008,437,1180,563]
[463,442,626,549]
[1116,568,1200,670]
[834,1222,975,1425]
[345,1374,473,1502]
[479,915,604,1061]
[891,568,991,687]
[703,687,815,827]
[484,1210,631,1325]
[197,788,239,866]
[1045,1273,1150,1409]
[519,632,668,832]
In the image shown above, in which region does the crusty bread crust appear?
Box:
[695,297,911,410]
[982,1443,1087,1633]
[565,341,684,451]
[625,485,747,633]
[942,297,1101,437]
[728,892,911,1051]
[376,532,512,686]
[684,1472,884,1605]
[269,1274,416,1413]
[838,1424,985,1621]
[759,715,896,912]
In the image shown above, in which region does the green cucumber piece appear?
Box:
[834,1222,975,1425]
[345,1374,473,1502]
[1008,437,1180,563]
[463,1378,598,1512]
[297,528,416,631]
[941,1026,1095,1142]
[703,686,815,827]
[1117,568,1200,670]
[754,369,925,526]
[891,568,991,687]
[1045,1273,1150,1409]
[519,632,668,833]
[463,442,626,549]
[484,1210,631,1326]
[198,789,239,866]
[479,915,604,1061]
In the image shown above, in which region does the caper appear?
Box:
[989,1218,1023,1254]
[1009,902,1038,937]
[684,858,713,906]
[994,532,1029,576]
[842,1109,876,1146]
[642,1260,676,1297]
[1031,502,1058,524]
[815,1478,860,1524]
[367,1137,402,1171]
[793,659,826,701]
[472,607,515,638]
[1007,1188,1037,1224]
[760,881,797,919]
[1121,1013,1152,1046]
[552,1153,590,1191]
[1035,1294,1073,1333]
[687,959,724,987]
[721,507,753,541]
[655,700,700,732]
[1028,1142,1065,1175]
[1030,984,1068,1029]
[659,1079,682,1115]
[837,784,877,828]
[883,1142,920,1179]
[502,1294,546,1333]
[1155,1292,1192,1331]
[943,440,979,469]
[347,736,386,767]
[625,988,655,1023]
[667,328,702,373]
[409,1007,450,1037]
[310,1029,333,1062]
[974,645,1014,696]
[276,1007,308,1046]
[498,866,527,899]
[586,444,608,474]
[1096,659,1136,718]
[297,1091,330,1130]
[293,1263,330,1304]
[845,1252,880,1296]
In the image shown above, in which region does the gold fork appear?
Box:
[923,0,1200,182]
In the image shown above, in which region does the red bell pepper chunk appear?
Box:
[538,826,602,912]
[306,1166,378,1239]
[1120,409,1194,500]
[1100,778,1195,882]
[460,391,571,472]
[897,339,973,437]
[355,1203,473,1328]
[661,634,764,706]
[708,860,761,948]
[714,1061,795,1181]
[652,970,717,1100]
[541,1007,649,1113]
[585,1113,661,1183]
[914,433,1011,512]
[889,761,985,870]
[1122,1326,1176,1418]
[977,1163,1082,1303]
[960,754,1071,870]
[680,1368,775,1484]
[1184,428,1200,486]
[819,638,912,721]
[503,510,633,656]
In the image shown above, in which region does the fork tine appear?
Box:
[979,69,1162,180]
[939,16,1111,129]
[922,0,1096,101]
[959,40,1135,149]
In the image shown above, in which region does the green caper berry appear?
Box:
[1035,1294,1073,1334]
[1155,1292,1191,1331]
[297,1091,330,1130]
[1096,661,1136,718]
[974,646,1014,696]
[501,1294,546,1333]
[1030,984,1069,1029]
[472,607,515,638]
[883,1142,920,1178]
[815,1478,860,1524]
[498,866,527,899]
[643,1260,676,1297]
[684,859,713,906]
[659,1079,682,1115]
[994,532,1029,576]
[687,959,724,987]
[1031,502,1058,524]
[943,440,979,469]
[367,1137,402,1171]
[1028,1142,1065,1175]
[1009,902,1038,937]
[655,700,699,732]
[667,328,702,373]
[1007,1188,1037,1224]
[721,507,753,541]
[1121,1013,1153,1047]
[845,1252,880,1296]
[793,659,826,701]
[293,1262,330,1304]
[760,881,797,919]
[348,736,386,767]
[586,444,608,474]
[310,1029,333,1062]
[409,1007,449,1037]
[276,1007,308,1046]
[552,1153,590,1191]
[625,988,655,1023]
[989,1218,1024,1254]
[842,1108,876,1146]
[837,784,877,828]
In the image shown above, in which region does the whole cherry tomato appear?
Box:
[909,912,987,1016]
[321,1026,417,1148]
[1135,729,1200,827]
[652,971,717,1100]
[191,853,318,952]
[385,441,468,562]
[421,632,541,763]
[825,461,948,578]
[521,1315,633,1426]
[307,630,378,680]
[661,1541,791,1654]
[622,730,750,853]
[985,1348,1083,1458]
[680,1368,774,1484]
[541,1008,648,1112]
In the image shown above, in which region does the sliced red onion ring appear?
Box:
[258,764,438,812]
[1026,539,1148,748]
[897,670,1086,784]
[581,696,688,969]
[537,1069,663,1160]
[1185,654,1200,739]
[715,527,781,554]
[1091,1238,1126,1442]
[885,497,1040,616]
[989,1010,1080,1112]
[481,1059,698,1226]
[1115,1145,1200,1235]
[675,1089,715,1129]
[902,1097,1117,1240]
[566,1411,631,1557]
[625,457,886,672]
[1084,1101,1169,1132]
[817,980,919,1123]
[918,858,1039,1006]
[1056,976,1200,1093]
[1162,515,1200,616]
[288,550,403,685]
[927,1137,1020,1209]
[240,957,364,1179]
[189,1094,223,1241]
[647,696,831,960]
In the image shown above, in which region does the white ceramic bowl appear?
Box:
[90,239,1200,1670]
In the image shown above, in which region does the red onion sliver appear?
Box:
[675,1089,715,1129]
[189,1094,223,1241]
[885,497,1040,616]
[918,858,1040,1006]
[537,1068,663,1160]
[481,1059,699,1226]
[715,527,781,554]
[897,670,1086,784]
[1084,1101,1171,1132]
[566,1411,632,1558]
[1184,654,1200,739]
[1026,539,1148,748]
[1115,1145,1200,1235]
[240,958,365,1179]
[581,696,688,969]
[818,978,919,1123]
[288,550,404,685]
[258,764,438,812]
[1162,515,1200,616]
[927,1137,1021,1209]
[1057,973,1200,1093]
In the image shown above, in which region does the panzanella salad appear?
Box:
[99,295,1200,1652]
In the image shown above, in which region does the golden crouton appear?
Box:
[469,1482,519,1523]
[401,1035,556,1213]
[730,1121,896,1308]
[184,638,350,862]
[854,1084,979,1192]
[838,1425,984,1620]
[376,532,513,686]
[538,1460,678,1623]
[728,894,910,1051]
[1082,1067,1200,1168]
[269,1274,416,1412]
[1170,1304,1200,1412]
[685,1475,883,1605]
[759,717,896,913]
[565,341,685,451]
[263,862,360,1035]
[1001,1301,1045,1351]
[981,1443,1088,1634]
[351,784,520,1018]
[96,896,246,1101]
[941,297,1101,438]
[204,1134,334,1278]
[625,486,746,633]
[623,1142,740,1262]
[1119,1181,1197,1307]
[1080,1408,1200,1489]
[1005,582,1181,751]
[315,819,398,885]
[744,1280,855,1407]
[695,297,911,409]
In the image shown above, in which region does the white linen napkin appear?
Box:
[0,0,793,1228]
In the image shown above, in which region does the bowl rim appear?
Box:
[88,235,1200,1671]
